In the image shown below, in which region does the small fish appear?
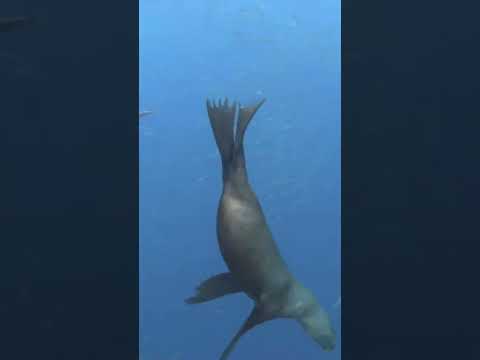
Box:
[139,110,153,119]
[0,16,34,33]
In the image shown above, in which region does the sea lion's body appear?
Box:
[218,179,292,302]
[186,98,335,359]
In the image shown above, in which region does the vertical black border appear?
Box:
[1,1,138,359]
[343,1,480,359]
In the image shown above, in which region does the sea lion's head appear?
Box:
[283,282,336,351]
[298,302,336,351]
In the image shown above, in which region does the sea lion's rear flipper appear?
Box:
[185,272,242,304]
[206,98,237,181]
[220,306,270,360]
[232,99,266,171]
[235,99,266,148]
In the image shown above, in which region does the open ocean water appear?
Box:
[140,0,340,359]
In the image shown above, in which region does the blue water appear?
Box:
[140,1,340,359]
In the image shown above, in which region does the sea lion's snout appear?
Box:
[283,282,336,352]
[297,301,336,352]
[314,329,336,351]
[303,319,336,351]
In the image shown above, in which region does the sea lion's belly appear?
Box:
[217,193,290,299]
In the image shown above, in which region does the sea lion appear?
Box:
[185,98,336,359]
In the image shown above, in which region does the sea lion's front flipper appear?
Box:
[185,272,242,304]
[220,306,270,360]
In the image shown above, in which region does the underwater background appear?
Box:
[139,0,340,359]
